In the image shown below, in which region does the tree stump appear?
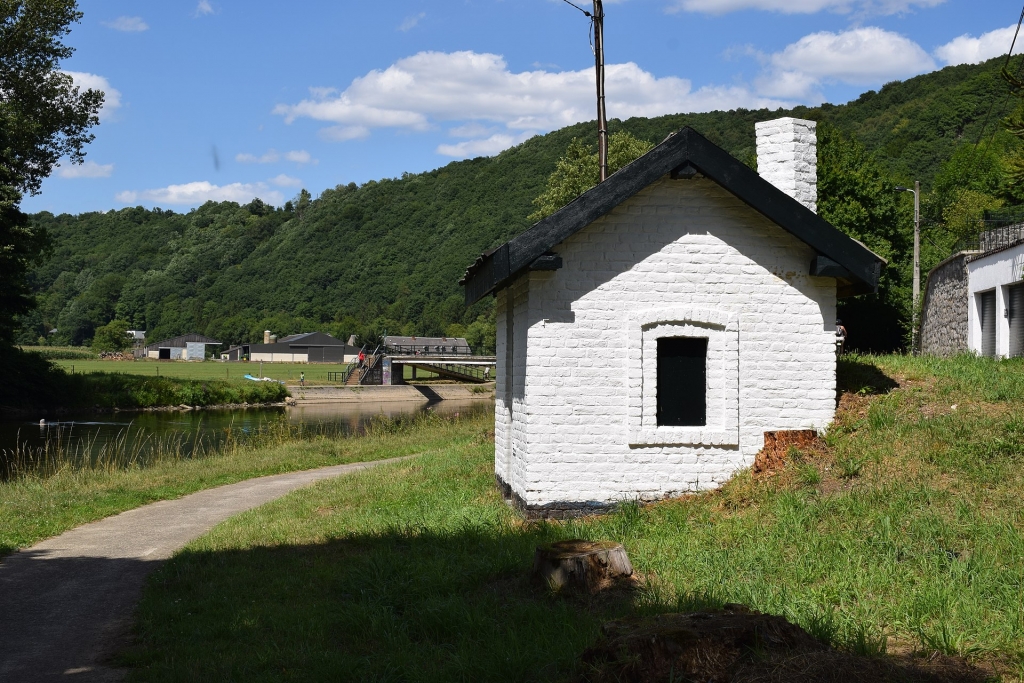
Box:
[532,540,635,593]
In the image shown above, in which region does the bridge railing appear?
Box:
[385,343,472,356]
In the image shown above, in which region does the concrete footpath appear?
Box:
[0,456,411,682]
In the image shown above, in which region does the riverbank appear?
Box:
[286,382,495,403]
[123,354,1024,680]
[0,408,492,557]
[0,346,290,417]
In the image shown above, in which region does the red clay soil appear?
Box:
[579,605,989,683]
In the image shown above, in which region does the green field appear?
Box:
[51,359,443,384]
[53,359,347,384]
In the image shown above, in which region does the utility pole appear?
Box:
[896,182,921,353]
[593,0,607,182]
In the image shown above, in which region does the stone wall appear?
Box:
[920,252,971,357]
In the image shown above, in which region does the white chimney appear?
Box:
[755,117,817,214]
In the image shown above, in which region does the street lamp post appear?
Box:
[896,182,920,353]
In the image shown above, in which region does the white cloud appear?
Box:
[319,125,372,142]
[194,0,213,17]
[671,0,943,15]
[935,25,1018,66]
[236,149,317,165]
[64,71,122,121]
[437,133,533,158]
[102,16,148,32]
[398,12,425,32]
[448,122,499,138]
[58,161,114,179]
[284,150,316,164]
[275,51,788,158]
[236,150,279,164]
[116,181,282,206]
[757,27,935,98]
[270,174,302,188]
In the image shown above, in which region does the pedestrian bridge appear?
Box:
[390,355,496,384]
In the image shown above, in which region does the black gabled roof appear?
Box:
[277,332,344,346]
[460,126,885,304]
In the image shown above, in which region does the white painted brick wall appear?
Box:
[755,117,817,213]
[500,176,837,507]
[494,287,510,486]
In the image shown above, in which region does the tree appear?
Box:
[529,132,653,221]
[295,188,312,219]
[817,123,913,351]
[0,0,103,344]
[91,318,130,352]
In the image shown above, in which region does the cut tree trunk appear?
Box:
[532,540,635,593]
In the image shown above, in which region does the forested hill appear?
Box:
[17,55,1017,350]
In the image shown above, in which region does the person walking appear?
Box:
[299,371,305,387]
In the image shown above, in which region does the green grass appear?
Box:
[0,410,487,557]
[122,354,1024,681]
[19,345,97,360]
[74,372,289,409]
[51,359,443,384]
[1,347,287,413]
[54,359,348,384]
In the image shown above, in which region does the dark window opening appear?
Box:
[1010,284,1024,358]
[980,290,996,358]
[657,337,707,427]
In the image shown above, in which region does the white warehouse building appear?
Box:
[461,119,885,518]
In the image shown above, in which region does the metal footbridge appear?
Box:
[389,355,496,383]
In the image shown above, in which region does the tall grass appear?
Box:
[1,423,213,480]
[2,406,487,482]
[18,345,97,360]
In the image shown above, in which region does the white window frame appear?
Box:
[627,307,739,447]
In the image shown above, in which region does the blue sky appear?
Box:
[22,0,1022,215]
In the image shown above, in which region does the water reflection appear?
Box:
[1,399,493,479]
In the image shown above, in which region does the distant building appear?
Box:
[141,334,220,361]
[126,330,146,353]
[384,335,471,355]
[223,332,358,363]
[921,224,1024,358]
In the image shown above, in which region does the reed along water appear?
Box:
[0,399,493,480]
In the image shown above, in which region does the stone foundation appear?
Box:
[496,474,616,520]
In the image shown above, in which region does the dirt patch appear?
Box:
[579,605,989,683]
[753,430,827,476]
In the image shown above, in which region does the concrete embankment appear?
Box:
[286,382,495,404]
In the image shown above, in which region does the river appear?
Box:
[0,398,494,479]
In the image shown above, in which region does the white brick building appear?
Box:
[461,119,884,517]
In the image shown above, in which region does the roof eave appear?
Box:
[461,126,884,304]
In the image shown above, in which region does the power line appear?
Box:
[1007,4,1024,67]
[560,0,591,16]
[951,4,1024,203]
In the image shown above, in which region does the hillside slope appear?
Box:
[17,56,1017,350]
